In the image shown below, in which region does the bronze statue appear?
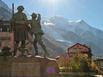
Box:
[11,5,28,56]
[30,13,48,57]
[0,19,3,32]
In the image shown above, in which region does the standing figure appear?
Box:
[0,19,3,32]
[30,13,48,57]
[11,6,28,56]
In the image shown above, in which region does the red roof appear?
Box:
[68,43,91,53]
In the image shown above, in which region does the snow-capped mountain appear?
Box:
[42,16,103,57]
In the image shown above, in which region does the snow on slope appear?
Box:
[42,16,103,57]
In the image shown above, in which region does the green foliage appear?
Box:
[70,56,80,72]
[79,58,90,72]
[65,54,92,72]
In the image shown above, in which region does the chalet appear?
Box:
[56,43,93,73]
[67,43,92,58]
[56,43,92,66]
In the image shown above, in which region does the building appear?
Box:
[0,20,11,32]
[56,43,93,73]
[94,59,103,71]
[67,43,92,58]
[0,20,14,49]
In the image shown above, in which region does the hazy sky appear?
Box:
[3,0,103,30]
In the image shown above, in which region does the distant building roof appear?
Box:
[67,43,92,56]
[95,58,103,61]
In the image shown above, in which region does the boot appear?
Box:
[13,42,19,56]
[41,44,49,57]
[34,49,39,56]
[21,40,25,48]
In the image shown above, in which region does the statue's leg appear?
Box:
[21,40,26,55]
[33,36,38,55]
[38,35,48,57]
[21,40,25,48]
[14,41,19,56]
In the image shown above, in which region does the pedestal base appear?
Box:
[0,56,59,77]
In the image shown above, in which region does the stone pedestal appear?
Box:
[0,57,59,77]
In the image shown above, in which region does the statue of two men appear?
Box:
[11,5,48,57]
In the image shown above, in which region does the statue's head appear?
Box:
[17,6,24,12]
[31,13,37,18]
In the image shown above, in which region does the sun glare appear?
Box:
[47,0,57,4]
[31,0,60,7]
[41,0,59,7]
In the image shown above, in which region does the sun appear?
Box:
[47,0,57,4]
[31,0,60,7]
[42,0,59,7]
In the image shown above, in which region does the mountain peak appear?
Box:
[76,19,85,23]
[68,20,86,25]
[49,16,68,23]
[75,19,91,30]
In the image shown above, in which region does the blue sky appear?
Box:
[3,0,103,30]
